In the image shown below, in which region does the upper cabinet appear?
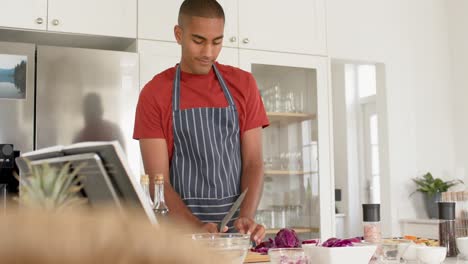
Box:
[0,0,137,38]
[138,0,327,55]
[238,0,327,55]
[0,0,48,31]
[138,0,182,42]
[47,0,136,38]
[138,0,237,48]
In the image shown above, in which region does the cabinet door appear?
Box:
[238,0,326,55]
[218,0,238,48]
[239,50,333,239]
[48,0,136,38]
[138,0,238,48]
[138,0,183,41]
[0,0,47,30]
[138,40,238,89]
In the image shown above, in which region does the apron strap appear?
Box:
[212,64,236,107]
[172,65,182,111]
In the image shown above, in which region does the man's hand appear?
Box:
[234,217,265,244]
[200,223,228,233]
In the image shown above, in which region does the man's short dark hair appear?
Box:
[178,0,225,26]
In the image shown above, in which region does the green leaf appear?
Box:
[412,172,463,195]
[18,160,87,211]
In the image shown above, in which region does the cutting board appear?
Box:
[244,251,270,263]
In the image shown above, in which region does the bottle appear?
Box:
[153,173,169,217]
[362,204,381,243]
[140,174,152,207]
[439,201,457,257]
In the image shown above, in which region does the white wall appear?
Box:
[327,0,455,236]
[447,1,468,186]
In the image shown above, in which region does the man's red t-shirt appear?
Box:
[133,62,269,161]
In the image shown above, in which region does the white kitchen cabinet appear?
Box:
[238,0,327,55]
[138,0,326,55]
[0,0,47,31]
[138,0,238,48]
[138,40,238,89]
[138,0,182,42]
[239,49,333,239]
[47,0,136,38]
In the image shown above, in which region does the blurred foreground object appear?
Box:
[0,207,217,264]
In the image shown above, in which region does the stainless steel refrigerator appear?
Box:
[0,41,141,180]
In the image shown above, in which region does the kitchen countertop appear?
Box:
[444,257,459,263]
[245,257,459,263]
[400,218,441,224]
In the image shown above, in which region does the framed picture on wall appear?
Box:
[0,54,27,99]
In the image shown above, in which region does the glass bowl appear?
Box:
[268,248,310,264]
[380,238,412,262]
[191,233,251,264]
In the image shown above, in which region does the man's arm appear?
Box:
[239,127,264,218]
[234,127,266,243]
[140,139,222,232]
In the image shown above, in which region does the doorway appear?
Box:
[331,60,390,238]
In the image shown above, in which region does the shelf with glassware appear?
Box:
[255,187,320,234]
[252,62,320,238]
[263,112,317,176]
[263,112,316,174]
[264,170,317,176]
[267,112,316,125]
[265,227,320,235]
[242,51,332,239]
[263,140,319,177]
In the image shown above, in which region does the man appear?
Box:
[133,0,268,244]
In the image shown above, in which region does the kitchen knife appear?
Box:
[219,188,248,231]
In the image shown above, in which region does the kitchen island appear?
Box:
[443,257,459,263]
[244,257,459,263]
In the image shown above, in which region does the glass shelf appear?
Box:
[267,112,316,124]
[264,170,318,176]
[265,227,320,235]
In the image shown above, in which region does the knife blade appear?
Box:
[219,188,248,231]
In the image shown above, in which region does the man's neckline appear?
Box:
[178,64,216,79]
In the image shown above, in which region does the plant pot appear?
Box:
[423,192,441,219]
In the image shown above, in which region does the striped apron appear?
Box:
[170,64,242,231]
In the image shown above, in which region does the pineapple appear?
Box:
[16,161,88,211]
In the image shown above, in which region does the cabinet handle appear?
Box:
[229,36,237,43]
[242,38,250,44]
[35,17,44,25]
[52,19,60,26]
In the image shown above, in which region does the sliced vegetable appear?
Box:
[252,228,361,255]
[301,239,319,245]
[251,238,275,254]
[321,237,357,247]
[275,228,300,248]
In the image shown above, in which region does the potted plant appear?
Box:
[412,172,463,219]
[15,161,87,211]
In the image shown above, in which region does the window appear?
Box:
[358,65,377,98]
[364,107,380,203]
